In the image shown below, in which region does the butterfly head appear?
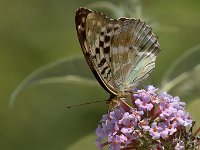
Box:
[106,95,120,109]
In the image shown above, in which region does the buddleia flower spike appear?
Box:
[95,85,200,150]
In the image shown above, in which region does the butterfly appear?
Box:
[75,7,160,107]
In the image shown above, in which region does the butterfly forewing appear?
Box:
[75,8,160,98]
[76,8,122,96]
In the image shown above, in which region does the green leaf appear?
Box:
[8,56,108,149]
[160,45,200,101]
[8,81,107,150]
[9,56,96,107]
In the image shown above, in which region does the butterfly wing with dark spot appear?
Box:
[75,7,122,96]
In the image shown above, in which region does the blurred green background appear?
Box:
[0,0,200,149]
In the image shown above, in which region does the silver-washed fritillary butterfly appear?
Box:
[75,8,160,107]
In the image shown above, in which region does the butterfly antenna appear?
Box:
[66,100,108,109]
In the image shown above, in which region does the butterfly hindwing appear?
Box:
[111,19,160,91]
[75,7,160,96]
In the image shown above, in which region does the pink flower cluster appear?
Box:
[95,86,195,149]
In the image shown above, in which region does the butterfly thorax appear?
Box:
[107,90,133,109]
